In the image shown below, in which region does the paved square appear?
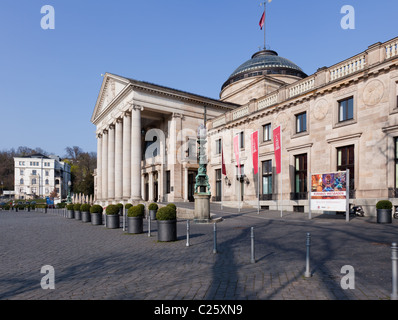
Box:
[0,206,397,300]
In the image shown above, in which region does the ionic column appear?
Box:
[96,133,103,201]
[107,124,115,201]
[131,106,142,200]
[115,119,123,200]
[122,112,131,200]
[101,129,108,202]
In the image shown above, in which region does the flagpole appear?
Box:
[257,132,260,215]
[263,1,266,50]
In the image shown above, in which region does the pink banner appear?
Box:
[251,131,259,175]
[233,135,240,175]
[273,126,282,174]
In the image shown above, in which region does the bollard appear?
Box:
[186,220,190,247]
[251,227,255,264]
[213,223,217,254]
[148,214,151,237]
[304,233,312,278]
[392,243,398,300]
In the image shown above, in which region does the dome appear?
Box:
[222,49,308,90]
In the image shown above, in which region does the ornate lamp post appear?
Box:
[193,119,211,223]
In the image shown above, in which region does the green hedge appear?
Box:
[156,206,176,221]
[73,203,81,211]
[66,204,74,210]
[127,205,145,217]
[80,204,91,212]
[106,204,119,215]
[376,200,392,210]
[148,203,158,211]
[90,205,103,214]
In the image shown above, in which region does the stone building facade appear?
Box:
[92,36,398,216]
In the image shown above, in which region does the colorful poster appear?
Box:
[273,126,282,174]
[310,172,348,212]
[251,131,259,175]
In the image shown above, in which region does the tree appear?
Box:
[49,187,58,199]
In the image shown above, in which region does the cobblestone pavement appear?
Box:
[1,205,397,301]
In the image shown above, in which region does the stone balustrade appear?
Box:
[330,54,366,81]
[288,76,315,98]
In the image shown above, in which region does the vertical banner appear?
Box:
[273,126,282,174]
[233,135,240,175]
[221,145,226,176]
[251,131,259,175]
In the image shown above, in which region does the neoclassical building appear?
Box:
[92,36,398,216]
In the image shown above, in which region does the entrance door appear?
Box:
[188,170,197,202]
[153,172,158,202]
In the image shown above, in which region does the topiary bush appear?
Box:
[90,204,103,214]
[66,204,74,210]
[73,203,81,211]
[156,206,176,221]
[127,205,145,217]
[106,204,119,215]
[148,203,158,211]
[167,203,176,211]
[376,200,392,210]
[81,204,91,212]
[125,203,133,210]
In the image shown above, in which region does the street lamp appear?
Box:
[66,181,72,204]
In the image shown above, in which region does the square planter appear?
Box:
[127,216,143,234]
[91,212,103,225]
[157,220,177,242]
[106,214,120,229]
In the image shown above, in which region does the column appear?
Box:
[101,129,108,202]
[148,172,154,202]
[96,133,102,201]
[123,112,131,200]
[115,118,123,200]
[183,165,188,202]
[107,124,115,201]
[131,106,142,200]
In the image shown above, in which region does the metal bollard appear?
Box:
[186,220,190,247]
[213,223,217,254]
[251,227,255,264]
[392,243,398,300]
[148,214,151,237]
[304,233,312,278]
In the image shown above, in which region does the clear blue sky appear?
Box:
[0,0,397,157]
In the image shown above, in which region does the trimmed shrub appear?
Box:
[90,204,103,214]
[376,200,392,210]
[106,204,119,215]
[125,203,133,210]
[148,203,158,211]
[156,206,176,221]
[127,205,145,217]
[73,203,81,211]
[166,203,176,211]
[66,204,74,210]
[80,204,91,212]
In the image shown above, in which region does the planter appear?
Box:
[75,211,82,220]
[81,211,91,223]
[127,216,143,234]
[377,209,392,224]
[91,212,103,225]
[106,214,120,229]
[157,220,177,242]
[67,210,75,219]
[149,210,157,221]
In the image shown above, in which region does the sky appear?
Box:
[0,0,397,158]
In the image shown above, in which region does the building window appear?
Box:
[187,139,197,160]
[263,124,272,142]
[262,160,273,199]
[239,131,245,149]
[296,112,307,133]
[215,169,222,201]
[337,145,355,196]
[45,179,49,185]
[32,170,37,176]
[20,178,24,185]
[293,154,308,199]
[45,171,49,176]
[166,171,171,194]
[395,138,398,191]
[339,97,354,122]
[32,187,37,194]
[20,169,24,175]
[215,139,222,155]
[32,178,37,185]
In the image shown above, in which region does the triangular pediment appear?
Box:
[91,73,131,123]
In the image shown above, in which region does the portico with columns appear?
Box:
[91,73,238,206]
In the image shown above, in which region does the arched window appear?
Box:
[20,178,24,185]
[45,179,49,185]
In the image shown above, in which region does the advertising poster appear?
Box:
[310,172,347,212]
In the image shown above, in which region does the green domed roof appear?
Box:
[222,50,307,90]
